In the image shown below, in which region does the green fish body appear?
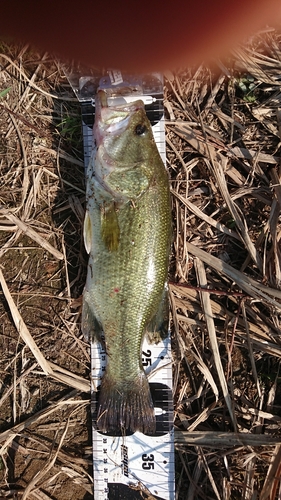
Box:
[82,90,171,434]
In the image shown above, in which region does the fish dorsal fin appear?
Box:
[101,203,120,252]
[83,210,92,254]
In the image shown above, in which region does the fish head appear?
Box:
[93,90,159,200]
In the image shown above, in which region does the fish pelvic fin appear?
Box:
[97,371,155,435]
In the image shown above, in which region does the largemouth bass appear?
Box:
[82,89,171,434]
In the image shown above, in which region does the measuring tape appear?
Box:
[64,67,175,499]
[91,335,174,499]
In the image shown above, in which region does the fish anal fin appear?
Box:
[81,292,103,343]
[101,202,120,252]
[146,287,169,344]
[97,371,155,435]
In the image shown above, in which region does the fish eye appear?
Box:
[135,124,147,136]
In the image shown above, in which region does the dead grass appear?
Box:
[0,27,281,499]
[167,26,281,500]
[0,44,91,499]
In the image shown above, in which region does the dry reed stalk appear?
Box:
[171,188,241,241]
[21,417,71,500]
[0,268,54,375]
[0,390,87,447]
[260,445,281,500]
[184,241,281,308]
[0,52,77,101]
[194,258,237,430]
[0,208,63,260]
[0,269,89,391]
[174,431,281,447]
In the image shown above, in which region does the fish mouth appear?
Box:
[95,89,144,136]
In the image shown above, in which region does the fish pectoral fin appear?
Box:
[101,202,120,252]
[145,287,169,344]
[83,210,92,254]
[81,292,103,342]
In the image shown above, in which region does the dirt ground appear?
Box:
[0,46,92,498]
[1,28,281,499]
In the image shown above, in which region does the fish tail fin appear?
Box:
[97,371,155,435]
